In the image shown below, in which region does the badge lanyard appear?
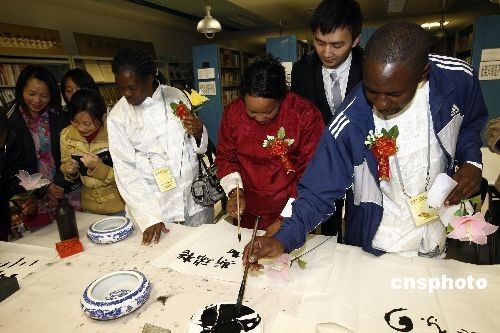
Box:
[159,86,186,178]
[145,85,181,192]
[384,109,437,227]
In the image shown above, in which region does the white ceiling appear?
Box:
[130,0,500,31]
[229,0,499,49]
[126,0,500,48]
[44,0,500,50]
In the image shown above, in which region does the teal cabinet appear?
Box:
[192,45,255,145]
[472,15,500,121]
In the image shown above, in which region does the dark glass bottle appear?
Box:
[55,198,79,241]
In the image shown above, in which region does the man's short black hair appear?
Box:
[240,54,287,100]
[364,22,431,72]
[310,0,363,38]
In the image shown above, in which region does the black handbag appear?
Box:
[191,141,225,206]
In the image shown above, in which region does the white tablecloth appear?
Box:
[0,212,301,333]
[1,212,499,332]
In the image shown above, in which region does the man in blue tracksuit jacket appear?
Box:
[243,22,488,265]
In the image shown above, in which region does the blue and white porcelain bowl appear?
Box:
[87,217,134,244]
[81,270,151,320]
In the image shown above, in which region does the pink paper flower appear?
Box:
[15,170,51,191]
[268,253,293,282]
[447,213,498,245]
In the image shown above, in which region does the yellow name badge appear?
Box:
[153,167,177,193]
[407,192,439,226]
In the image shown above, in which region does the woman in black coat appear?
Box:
[0,110,37,240]
[5,65,79,228]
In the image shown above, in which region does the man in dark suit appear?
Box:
[291,0,364,237]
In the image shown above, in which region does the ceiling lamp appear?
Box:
[435,14,448,38]
[197,5,222,39]
[435,1,448,38]
[421,21,449,29]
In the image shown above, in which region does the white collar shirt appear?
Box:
[322,51,353,111]
[371,81,447,257]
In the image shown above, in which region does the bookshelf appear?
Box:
[0,53,197,110]
[156,61,194,91]
[266,35,309,63]
[219,48,241,107]
[266,36,310,87]
[455,24,474,64]
[241,52,257,71]
[71,55,120,107]
[192,44,257,144]
[0,53,71,109]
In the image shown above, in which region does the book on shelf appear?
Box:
[232,53,240,68]
[98,62,114,82]
[0,88,15,108]
[220,49,241,68]
[222,90,239,106]
[221,70,241,85]
[82,59,105,82]
[100,88,111,104]
[5,65,15,86]
[12,64,27,81]
[0,64,27,86]
[99,86,121,106]
[0,65,5,86]
[112,87,121,102]
[220,49,230,67]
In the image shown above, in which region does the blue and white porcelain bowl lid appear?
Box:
[87,217,134,244]
[185,302,263,333]
[81,270,151,320]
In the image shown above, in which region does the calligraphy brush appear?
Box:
[236,181,241,242]
[235,215,261,313]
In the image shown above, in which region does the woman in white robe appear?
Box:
[107,48,213,246]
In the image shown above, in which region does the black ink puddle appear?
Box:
[157,295,169,305]
[199,303,261,333]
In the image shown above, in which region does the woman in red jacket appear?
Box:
[216,55,324,235]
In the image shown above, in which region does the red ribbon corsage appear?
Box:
[263,127,295,174]
[365,126,399,181]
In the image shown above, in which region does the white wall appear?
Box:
[0,0,207,61]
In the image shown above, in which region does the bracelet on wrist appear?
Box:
[228,187,243,198]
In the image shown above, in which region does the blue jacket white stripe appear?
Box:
[274,55,489,256]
